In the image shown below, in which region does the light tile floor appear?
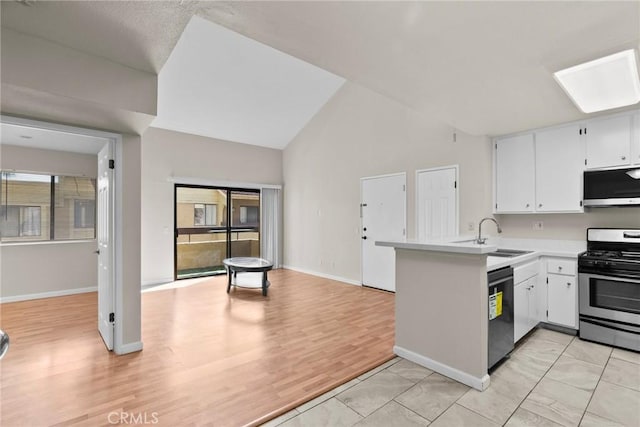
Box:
[262,328,640,427]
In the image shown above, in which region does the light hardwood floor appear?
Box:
[0,269,395,426]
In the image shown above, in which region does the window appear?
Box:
[194,203,217,226]
[55,176,96,239]
[1,171,96,242]
[239,206,259,225]
[0,206,41,237]
[74,200,96,228]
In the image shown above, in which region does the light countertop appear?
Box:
[376,236,586,271]
[376,238,498,254]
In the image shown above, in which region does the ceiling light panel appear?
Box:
[554,49,640,113]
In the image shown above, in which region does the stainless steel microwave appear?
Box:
[583,167,640,207]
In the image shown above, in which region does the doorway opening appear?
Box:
[174,185,261,280]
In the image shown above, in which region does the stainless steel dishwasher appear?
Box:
[488,266,515,370]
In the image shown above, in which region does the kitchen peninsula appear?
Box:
[377,236,585,392]
[376,239,498,391]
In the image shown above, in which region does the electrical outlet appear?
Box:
[467,222,475,231]
[533,221,544,230]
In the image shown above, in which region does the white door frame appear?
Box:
[0,115,125,353]
[415,165,459,240]
[360,172,407,287]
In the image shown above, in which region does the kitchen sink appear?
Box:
[489,249,533,258]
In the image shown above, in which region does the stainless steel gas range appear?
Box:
[578,229,640,351]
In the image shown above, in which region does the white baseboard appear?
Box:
[115,341,143,355]
[141,277,174,288]
[281,265,361,286]
[394,345,490,391]
[0,286,97,304]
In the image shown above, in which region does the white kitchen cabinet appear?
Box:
[514,275,539,343]
[634,112,640,165]
[546,258,578,329]
[495,134,535,213]
[585,114,633,169]
[535,124,584,212]
[513,260,540,343]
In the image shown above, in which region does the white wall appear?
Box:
[120,134,142,346]
[496,210,640,240]
[141,127,283,285]
[282,82,493,283]
[0,145,98,301]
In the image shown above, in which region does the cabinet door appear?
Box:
[535,124,584,212]
[527,277,539,330]
[514,281,529,342]
[547,274,577,328]
[634,112,640,165]
[495,134,535,212]
[586,115,632,169]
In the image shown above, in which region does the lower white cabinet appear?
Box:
[546,258,578,329]
[514,275,539,343]
[513,260,541,343]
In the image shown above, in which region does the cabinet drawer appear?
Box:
[547,259,576,276]
[514,261,539,284]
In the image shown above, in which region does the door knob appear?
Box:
[363,227,367,231]
[622,156,627,161]
[94,250,100,255]
[362,236,367,240]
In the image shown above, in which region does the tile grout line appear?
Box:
[500,335,574,426]
[347,367,418,419]
[575,347,612,427]
[389,374,437,424]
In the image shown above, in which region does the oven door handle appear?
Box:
[623,231,640,239]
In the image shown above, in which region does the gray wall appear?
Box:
[1,29,149,351]
[0,145,98,301]
[282,82,493,283]
[141,127,283,285]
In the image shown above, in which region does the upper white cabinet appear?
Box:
[535,124,584,212]
[585,114,633,169]
[495,134,535,213]
[494,109,639,214]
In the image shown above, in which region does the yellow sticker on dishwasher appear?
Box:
[489,291,503,320]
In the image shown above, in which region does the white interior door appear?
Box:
[417,167,458,241]
[361,173,406,292]
[97,142,114,350]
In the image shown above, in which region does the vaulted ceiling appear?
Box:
[2,1,639,146]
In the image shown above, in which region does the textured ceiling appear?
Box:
[2,1,640,141]
[0,0,197,73]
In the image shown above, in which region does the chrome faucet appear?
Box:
[476,217,502,244]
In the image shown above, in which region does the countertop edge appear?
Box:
[376,240,498,254]
[487,250,581,272]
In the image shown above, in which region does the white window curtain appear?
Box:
[260,188,281,268]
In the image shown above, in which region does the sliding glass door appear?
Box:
[175,185,260,280]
